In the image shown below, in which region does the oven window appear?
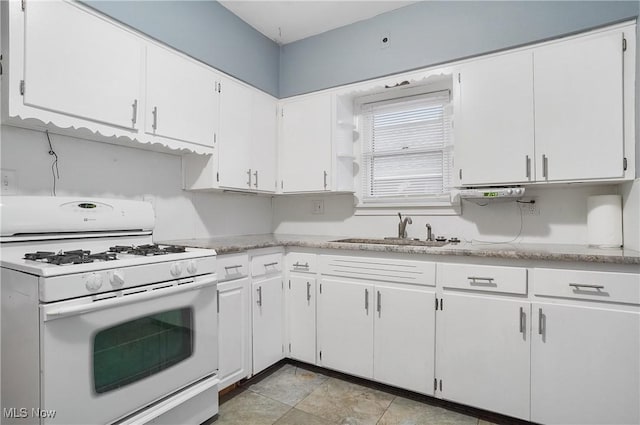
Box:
[93,308,193,394]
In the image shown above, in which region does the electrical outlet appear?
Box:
[520,200,540,216]
[312,200,324,215]
[1,169,18,195]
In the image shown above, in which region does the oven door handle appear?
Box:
[42,275,217,321]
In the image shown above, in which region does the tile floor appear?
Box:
[214,363,503,425]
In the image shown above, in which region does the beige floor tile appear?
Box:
[249,363,329,406]
[216,390,291,425]
[296,377,395,425]
[378,397,479,425]
[478,420,498,425]
[273,407,335,425]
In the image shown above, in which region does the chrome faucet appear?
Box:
[398,213,412,239]
[426,223,434,241]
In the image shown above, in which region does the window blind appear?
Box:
[361,90,452,203]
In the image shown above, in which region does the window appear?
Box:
[359,89,454,210]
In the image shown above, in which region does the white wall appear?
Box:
[0,125,273,241]
[273,184,634,246]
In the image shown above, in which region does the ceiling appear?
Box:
[219,1,418,45]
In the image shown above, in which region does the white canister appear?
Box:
[587,195,623,248]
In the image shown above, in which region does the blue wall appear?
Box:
[279,1,639,98]
[84,0,280,97]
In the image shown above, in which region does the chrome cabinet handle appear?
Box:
[377,291,381,316]
[569,283,605,290]
[131,99,138,126]
[364,288,369,311]
[323,171,328,189]
[538,308,544,335]
[264,262,278,267]
[306,282,311,301]
[216,289,220,313]
[542,154,548,178]
[519,307,525,334]
[253,170,258,188]
[293,262,309,269]
[224,264,243,270]
[256,286,262,306]
[468,276,496,286]
[525,155,531,179]
[247,169,252,187]
[152,106,158,131]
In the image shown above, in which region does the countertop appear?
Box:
[160,234,640,265]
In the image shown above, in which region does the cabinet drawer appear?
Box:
[320,255,435,286]
[286,252,317,273]
[438,263,527,295]
[217,253,249,282]
[533,268,640,305]
[251,253,283,277]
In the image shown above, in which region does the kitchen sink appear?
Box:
[331,238,449,247]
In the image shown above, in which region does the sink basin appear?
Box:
[331,238,449,247]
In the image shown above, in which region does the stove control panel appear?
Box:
[85,273,103,291]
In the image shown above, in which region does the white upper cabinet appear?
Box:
[534,31,625,182]
[251,91,278,193]
[23,1,142,129]
[456,52,535,185]
[280,93,333,193]
[145,44,219,148]
[217,76,253,189]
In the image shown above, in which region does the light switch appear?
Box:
[312,200,324,215]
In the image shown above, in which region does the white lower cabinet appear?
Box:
[317,276,436,394]
[531,268,640,425]
[286,276,316,364]
[317,278,374,379]
[217,277,251,389]
[373,284,435,395]
[252,275,284,374]
[437,293,530,420]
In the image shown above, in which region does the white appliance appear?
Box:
[458,187,525,200]
[0,197,219,425]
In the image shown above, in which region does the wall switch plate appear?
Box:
[312,200,324,215]
[1,169,18,195]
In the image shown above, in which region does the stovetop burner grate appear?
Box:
[24,244,188,265]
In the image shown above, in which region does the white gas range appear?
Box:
[1,197,219,425]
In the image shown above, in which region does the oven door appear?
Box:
[39,274,217,425]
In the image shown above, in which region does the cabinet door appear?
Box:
[534,31,624,181]
[24,1,142,129]
[251,91,278,193]
[218,77,253,189]
[456,52,535,185]
[252,276,284,374]
[438,293,530,420]
[287,277,316,364]
[317,278,373,379]
[145,44,218,148]
[218,278,251,389]
[280,94,332,192]
[373,285,435,395]
[531,303,640,425]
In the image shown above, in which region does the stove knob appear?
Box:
[186,260,198,275]
[170,262,183,278]
[505,188,513,195]
[85,273,103,292]
[109,270,125,288]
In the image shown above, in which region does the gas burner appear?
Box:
[45,251,93,265]
[162,245,186,254]
[117,244,187,256]
[448,237,460,244]
[88,252,118,262]
[109,245,134,253]
[24,251,56,261]
[435,236,447,242]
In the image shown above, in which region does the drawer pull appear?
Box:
[468,276,496,286]
[569,283,605,291]
[224,264,243,270]
[519,307,525,334]
[306,281,311,301]
[256,286,262,306]
[377,291,382,317]
[293,262,310,268]
[264,262,278,267]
